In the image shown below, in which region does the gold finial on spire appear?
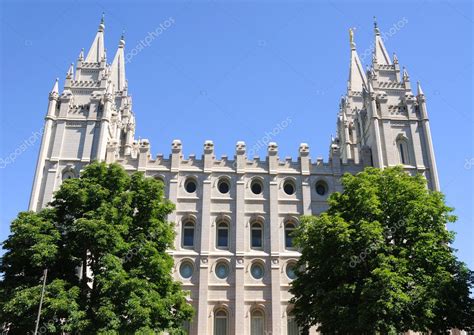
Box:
[349,27,356,48]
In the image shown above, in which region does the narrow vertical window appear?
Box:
[287,315,300,335]
[251,222,263,249]
[217,222,229,249]
[397,138,410,165]
[285,223,296,249]
[399,143,406,164]
[251,310,265,335]
[182,221,195,247]
[214,310,228,335]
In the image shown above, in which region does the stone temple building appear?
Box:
[29,16,440,335]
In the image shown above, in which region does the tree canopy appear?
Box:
[291,167,474,334]
[0,162,193,334]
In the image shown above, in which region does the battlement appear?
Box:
[107,139,367,176]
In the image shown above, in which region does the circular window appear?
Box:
[286,263,297,280]
[218,179,230,194]
[315,180,327,196]
[283,180,296,195]
[179,262,194,279]
[250,263,264,280]
[215,262,229,279]
[250,179,263,195]
[184,178,197,193]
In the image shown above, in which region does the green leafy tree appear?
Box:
[1,162,193,334]
[291,167,474,334]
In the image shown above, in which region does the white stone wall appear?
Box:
[105,140,363,335]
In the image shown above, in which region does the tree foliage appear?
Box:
[0,162,193,334]
[291,167,474,334]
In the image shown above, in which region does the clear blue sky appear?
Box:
[0,0,472,270]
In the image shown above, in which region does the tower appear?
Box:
[29,15,136,211]
[335,20,439,191]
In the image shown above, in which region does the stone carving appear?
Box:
[204,140,214,152]
[171,139,182,153]
[236,141,246,153]
[299,143,309,155]
[268,142,278,152]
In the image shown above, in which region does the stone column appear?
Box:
[29,90,58,211]
[418,91,440,191]
[169,140,182,249]
[233,141,246,335]
[299,143,312,215]
[197,141,214,335]
[268,142,282,334]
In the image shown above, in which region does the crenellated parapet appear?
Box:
[108,139,363,178]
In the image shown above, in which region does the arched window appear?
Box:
[397,136,410,165]
[287,313,300,335]
[214,309,228,335]
[251,222,263,249]
[251,309,265,335]
[182,221,195,248]
[285,222,296,249]
[217,222,229,249]
[62,170,75,180]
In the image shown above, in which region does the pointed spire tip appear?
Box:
[51,77,59,94]
[119,29,126,47]
[373,16,380,35]
[98,12,105,31]
[417,81,424,95]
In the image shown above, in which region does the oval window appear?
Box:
[315,180,327,196]
[286,263,297,280]
[215,262,229,279]
[184,178,197,193]
[218,178,230,194]
[251,179,263,195]
[179,262,194,279]
[250,263,264,280]
[283,180,295,195]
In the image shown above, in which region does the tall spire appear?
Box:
[110,31,126,91]
[85,13,106,63]
[78,48,84,61]
[348,28,367,92]
[402,67,410,82]
[51,78,59,94]
[66,63,74,78]
[417,81,424,96]
[392,52,398,64]
[373,16,391,65]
